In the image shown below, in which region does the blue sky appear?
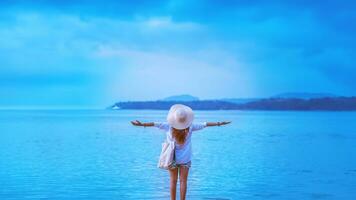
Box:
[0,0,355,108]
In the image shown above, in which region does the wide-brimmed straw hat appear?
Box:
[167,104,194,130]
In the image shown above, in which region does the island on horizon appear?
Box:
[109,93,356,111]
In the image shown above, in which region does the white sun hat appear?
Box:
[166,104,194,130]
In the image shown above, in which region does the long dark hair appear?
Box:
[172,127,189,144]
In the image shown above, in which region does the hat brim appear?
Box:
[167,104,194,130]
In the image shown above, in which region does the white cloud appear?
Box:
[140,16,202,31]
[95,45,256,101]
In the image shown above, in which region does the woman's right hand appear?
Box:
[131,120,143,126]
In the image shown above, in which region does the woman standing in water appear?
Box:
[131,104,231,200]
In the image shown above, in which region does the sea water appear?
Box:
[0,109,355,199]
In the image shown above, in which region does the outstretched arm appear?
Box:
[206,121,232,127]
[131,120,154,127]
[191,121,232,132]
[131,120,170,131]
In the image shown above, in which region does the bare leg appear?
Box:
[169,168,178,200]
[179,166,190,200]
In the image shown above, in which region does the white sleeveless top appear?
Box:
[154,122,207,164]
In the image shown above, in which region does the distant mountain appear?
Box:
[238,97,356,111]
[219,98,260,104]
[111,100,239,110]
[162,95,258,104]
[272,92,337,99]
[110,97,356,111]
[161,94,199,102]
[109,93,356,111]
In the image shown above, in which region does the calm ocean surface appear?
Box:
[0,109,355,200]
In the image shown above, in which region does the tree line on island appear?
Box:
[110,96,356,111]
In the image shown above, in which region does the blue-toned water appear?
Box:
[0,110,355,199]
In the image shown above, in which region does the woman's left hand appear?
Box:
[219,121,232,126]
